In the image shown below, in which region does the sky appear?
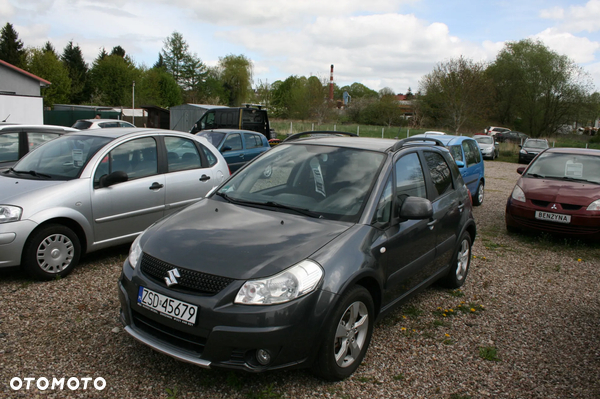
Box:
[3,0,600,94]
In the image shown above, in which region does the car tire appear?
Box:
[472,181,484,206]
[312,286,374,381]
[22,224,81,280]
[439,231,471,288]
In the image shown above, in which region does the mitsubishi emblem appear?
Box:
[551,204,558,210]
[164,268,181,287]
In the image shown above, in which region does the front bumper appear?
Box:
[505,198,600,239]
[518,152,539,163]
[118,259,337,372]
[0,219,38,268]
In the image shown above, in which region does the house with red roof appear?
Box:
[0,59,50,124]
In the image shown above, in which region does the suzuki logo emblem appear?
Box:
[164,268,181,287]
[551,204,558,210]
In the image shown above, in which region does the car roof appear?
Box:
[198,129,266,136]
[283,134,451,153]
[65,127,193,139]
[77,119,131,123]
[411,134,474,146]
[0,124,79,132]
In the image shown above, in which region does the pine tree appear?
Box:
[61,41,90,104]
[0,23,26,68]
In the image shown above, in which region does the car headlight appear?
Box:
[519,150,527,154]
[0,205,22,223]
[511,185,526,202]
[587,199,600,211]
[234,259,323,305]
[128,234,143,269]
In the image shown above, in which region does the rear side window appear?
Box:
[165,137,202,172]
[424,151,453,198]
[201,144,218,167]
[244,133,262,149]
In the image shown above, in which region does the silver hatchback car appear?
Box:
[0,128,229,280]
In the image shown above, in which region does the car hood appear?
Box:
[0,175,65,203]
[520,177,600,206]
[478,143,493,149]
[141,197,352,280]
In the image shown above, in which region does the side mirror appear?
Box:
[455,160,465,168]
[221,146,232,153]
[516,167,526,175]
[399,197,433,220]
[100,170,128,187]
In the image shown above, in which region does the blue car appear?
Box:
[413,134,485,205]
[196,129,270,172]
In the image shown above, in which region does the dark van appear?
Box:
[190,104,274,139]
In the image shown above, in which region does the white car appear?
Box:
[72,119,136,129]
[484,126,510,137]
[0,128,229,280]
[474,135,499,160]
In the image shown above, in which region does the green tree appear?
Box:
[136,67,183,108]
[61,41,90,104]
[339,82,378,99]
[419,56,492,133]
[0,23,26,68]
[43,41,57,57]
[487,39,592,136]
[27,47,71,107]
[90,53,138,106]
[218,54,253,106]
[111,45,126,58]
[161,31,206,95]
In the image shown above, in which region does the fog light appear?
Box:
[256,349,271,365]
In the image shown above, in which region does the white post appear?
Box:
[407,129,410,138]
[132,81,135,125]
[357,126,360,136]
[382,128,384,138]
[312,123,314,131]
[290,122,293,135]
[334,124,337,131]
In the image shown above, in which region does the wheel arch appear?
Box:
[21,217,88,263]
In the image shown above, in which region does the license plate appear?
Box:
[535,211,571,224]
[137,287,198,326]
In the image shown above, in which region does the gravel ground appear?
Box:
[1,160,599,399]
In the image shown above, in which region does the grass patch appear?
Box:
[403,305,424,319]
[479,346,501,362]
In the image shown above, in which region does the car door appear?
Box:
[163,136,215,216]
[91,136,165,244]
[220,132,246,171]
[422,150,463,273]
[374,152,437,305]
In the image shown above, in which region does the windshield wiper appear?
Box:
[215,192,323,218]
[9,169,51,179]
[525,173,546,178]
[264,201,323,219]
[558,176,598,184]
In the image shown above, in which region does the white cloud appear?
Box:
[541,0,600,33]
[533,28,600,63]
[0,0,15,18]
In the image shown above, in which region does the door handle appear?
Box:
[149,182,163,190]
[199,174,211,182]
[458,203,465,212]
[427,220,437,230]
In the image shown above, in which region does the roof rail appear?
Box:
[389,136,444,152]
[283,130,358,142]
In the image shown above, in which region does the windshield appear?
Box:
[525,152,600,184]
[216,143,386,222]
[12,134,112,179]
[198,131,226,148]
[475,136,493,144]
[72,120,93,129]
[524,140,548,149]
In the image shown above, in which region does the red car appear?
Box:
[506,147,600,239]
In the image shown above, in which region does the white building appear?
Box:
[0,59,49,124]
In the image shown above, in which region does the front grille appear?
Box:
[140,253,234,295]
[530,200,582,211]
[132,311,206,354]
[512,215,599,235]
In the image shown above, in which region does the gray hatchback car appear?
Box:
[0,128,229,280]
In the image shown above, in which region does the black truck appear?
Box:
[189,104,274,139]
